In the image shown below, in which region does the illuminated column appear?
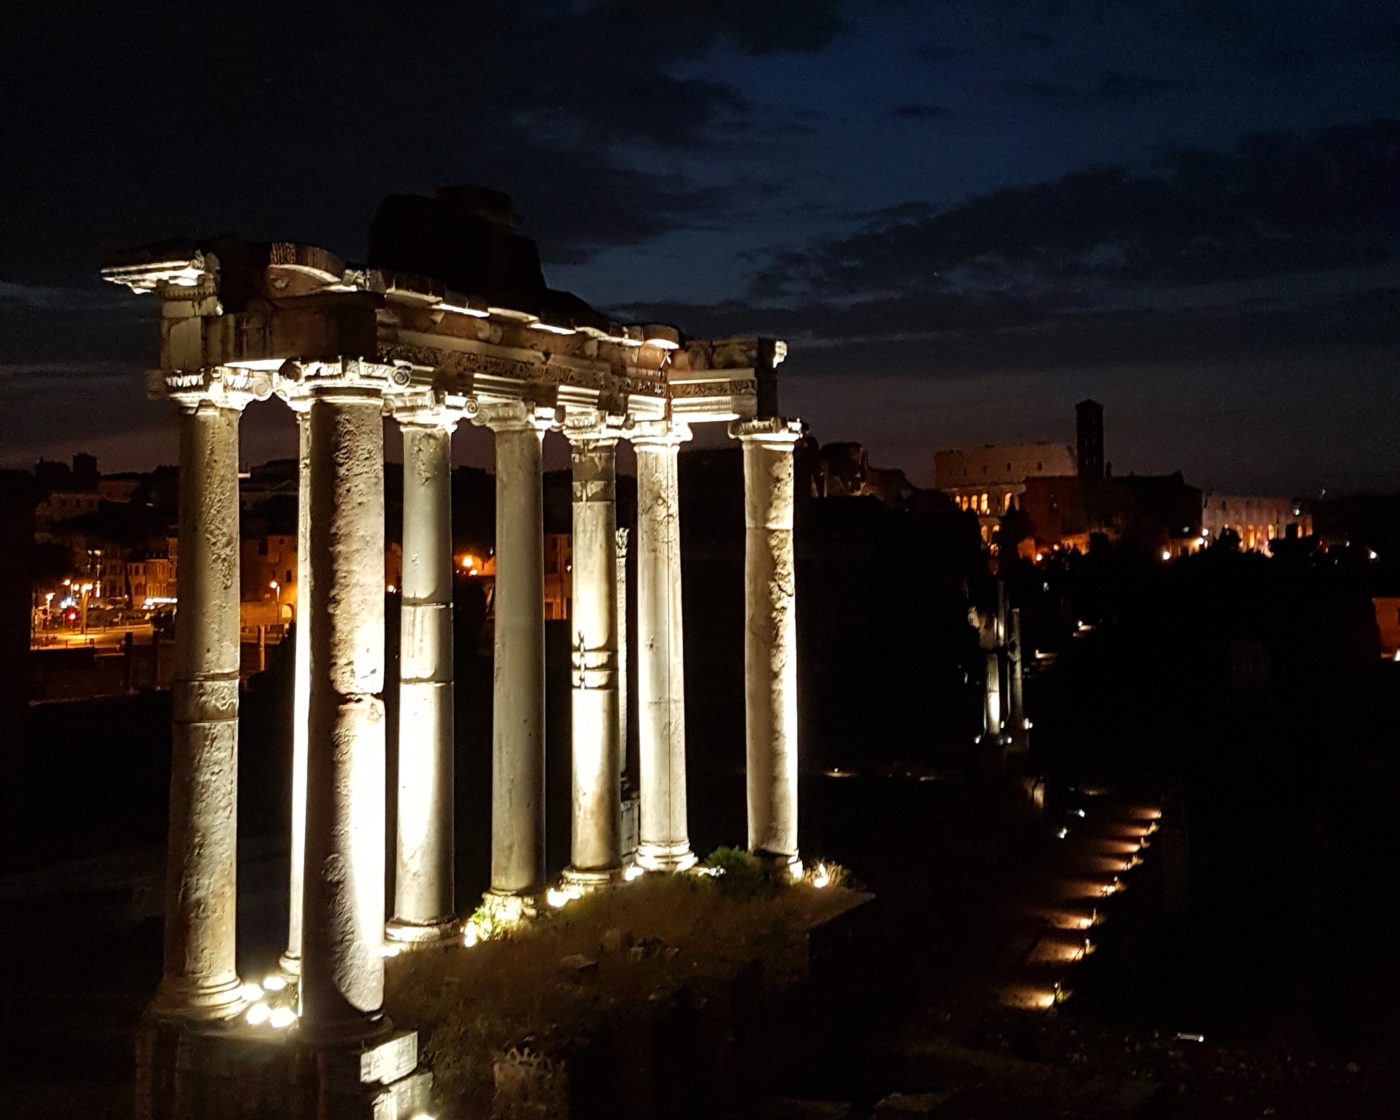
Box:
[387,407,459,944]
[632,422,695,872]
[983,653,1002,739]
[480,403,548,918]
[734,419,803,874]
[299,381,389,1043]
[562,425,623,888]
[1008,607,1027,751]
[279,405,312,977]
[154,393,248,1021]
[615,528,629,782]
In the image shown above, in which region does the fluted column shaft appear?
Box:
[155,399,246,1020]
[299,385,388,1043]
[633,425,695,871]
[564,435,623,884]
[388,417,458,942]
[485,406,547,908]
[280,407,311,977]
[735,420,803,871]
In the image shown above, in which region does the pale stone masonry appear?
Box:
[387,403,462,943]
[734,418,804,874]
[103,207,804,1055]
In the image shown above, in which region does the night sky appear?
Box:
[2,1,1397,495]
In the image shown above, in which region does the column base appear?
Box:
[384,916,460,947]
[298,1010,394,1049]
[560,866,623,893]
[635,841,697,873]
[151,972,248,1022]
[752,851,804,881]
[276,951,301,980]
[479,889,539,930]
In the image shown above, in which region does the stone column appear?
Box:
[632,422,695,872]
[299,382,389,1043]
[480,403,548,919]
[983,646,1002,741]
[733,419,804,874]
[279,406,311,978]
[153,395,248,1021]
[387,409,459,944]
[1008,606,1027,751]
[615,528,629,772]
[562,427,623,888]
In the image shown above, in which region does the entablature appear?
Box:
[104,237,785,428]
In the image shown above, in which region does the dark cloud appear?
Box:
[577,0,855,57]
[1011,69,1185,105]
[0,0,870,286]
[891,103,952,120]
[749,120,1400,302]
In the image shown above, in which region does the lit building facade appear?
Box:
[934,442,1076,541]
[1201,493,1311,551]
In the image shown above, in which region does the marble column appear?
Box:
[734,419,803,874]
[1008,606,1027,751]
[279,406,311,977]
[481,403,547,918]
[615,528,629,783]
[299,383,389,1043]
[153,396,247,1021]
[632,423,695,872]
[562,430,623,888]
[387,411,459,944]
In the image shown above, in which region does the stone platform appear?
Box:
[135,1020,431,1120]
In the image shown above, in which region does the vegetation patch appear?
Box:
[384,860,859,1116]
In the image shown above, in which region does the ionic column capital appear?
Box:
[149,366,272,413]
[473,399,556,434]
[630,419,692,448]
[274,358,397,411]
[390,391,467,434]
[561,409,627,448]
[729,417,804,448]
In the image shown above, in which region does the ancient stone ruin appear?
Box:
[103,187,803,1116]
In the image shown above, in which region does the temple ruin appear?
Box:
[102,187,803,1114]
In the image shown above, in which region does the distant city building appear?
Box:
[1076,398,1104,480]
[1020,471,1203,554]
[935,401,1212,556]
[1201,494,1312,551]
[934,442,1075,542]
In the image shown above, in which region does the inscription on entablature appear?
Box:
[669,378,756,399]
[382,342,677,399]
[381,344,541,382]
